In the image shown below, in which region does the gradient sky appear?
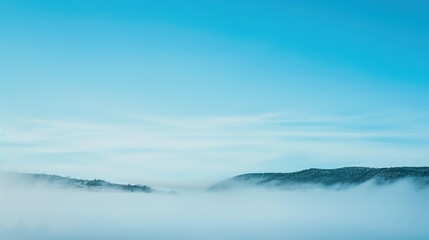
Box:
[1,0,429,188]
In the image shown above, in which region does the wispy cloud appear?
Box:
[1,111,429,187]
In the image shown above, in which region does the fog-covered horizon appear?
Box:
[1,0,429,238]
[4,165,429,192]
[1,179,429,240]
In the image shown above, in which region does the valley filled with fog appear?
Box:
[1,180,429,240]
[2,0,429,239]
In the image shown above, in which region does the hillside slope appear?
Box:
[209,167,429,191]
[0,172,153,193]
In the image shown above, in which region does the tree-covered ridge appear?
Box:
[1,172,153,193]
[209,167,429,190]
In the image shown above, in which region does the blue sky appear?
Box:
[1,0,429,188]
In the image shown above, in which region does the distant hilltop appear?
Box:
[209,167,429,191]
[0,172,153,193]
[3,167,429,193]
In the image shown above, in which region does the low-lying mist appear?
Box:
[1,180,429,240]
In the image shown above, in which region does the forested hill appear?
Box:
[0,172,153,193]
[209,167,429,191]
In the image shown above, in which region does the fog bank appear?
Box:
[1,180,429,240]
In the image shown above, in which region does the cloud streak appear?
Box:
[1,111,429,188]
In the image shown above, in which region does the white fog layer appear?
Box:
[1,180,429,240]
